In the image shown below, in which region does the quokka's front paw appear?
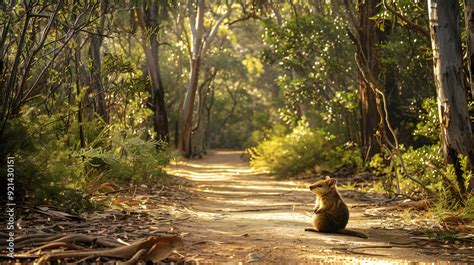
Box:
[315,208,325,214]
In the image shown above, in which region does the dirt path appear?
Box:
[168,150,459,264]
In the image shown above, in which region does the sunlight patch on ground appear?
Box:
[230,212,310,224]
[199,190,289,196]
[166,169,264,180]
[209,198,309,207]
[185,210,227,221]
[198,184,307,192]
[170,162,247,169]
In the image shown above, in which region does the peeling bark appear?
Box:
[428,0,474,195]
[464,0,474,100]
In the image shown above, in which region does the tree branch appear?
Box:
[188,0,197,40]
[226,13,257,26]
[382,0,429,38]
[202,1,232,55]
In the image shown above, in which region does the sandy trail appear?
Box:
[168,150,457,264]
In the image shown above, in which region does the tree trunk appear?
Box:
[204,83,215,148]
[357,0,381,162]
[190,73,213,156]
[179,0,230,156]
[74,35,85,149]
[463,0,474,191]
[174,119,179,149]
[89,34,108,123]
[136,1,169,143]
[428,0,474,195]
[179,56,201,155]
[89,0,108,124]
[464,0,474,100]
[143,32,169,143]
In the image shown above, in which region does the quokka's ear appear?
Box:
[324,176,331,180]
[329,179,337,186]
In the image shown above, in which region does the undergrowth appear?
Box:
[368,98,473,227]
[248,118,361,178]
[0,116,170,214]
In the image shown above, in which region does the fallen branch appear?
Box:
[15,233,122,249]
[52,234,123,248]
[35,236,184,264]
[33,207,85,221]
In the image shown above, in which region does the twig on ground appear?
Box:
[121,248,147,265]
[26,242,87,254]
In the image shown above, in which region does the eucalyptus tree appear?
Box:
[135,0,173,143]
[427,0,474,197]
[179,0,232,156]
[464,0,474,99]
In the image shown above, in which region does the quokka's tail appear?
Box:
[336,228,368,239]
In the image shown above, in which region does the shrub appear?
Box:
[0,117,170,214]
[79,129,170,184]
[248,119,360,178]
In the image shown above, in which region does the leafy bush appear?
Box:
[370,143,473,216]
[79,129,170,184]
[369,144,444,196]
[248,119,360,178]
[413,98,439,143]
[0,117,169,214]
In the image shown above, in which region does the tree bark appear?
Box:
[204,82,216,148]
[179,0,205,156]
[89,0,108,123]
[179,0,231,157]
[357,0,381,162]
[428,0,474,195]
[464,0,474,100]
[147,32,169,143]
[74,34,86,149]
[89,34,108,123]
[190,69,217,155]
[180,56,201,155]
[136,0,169,143]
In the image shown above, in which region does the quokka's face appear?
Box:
[309,177,336,195]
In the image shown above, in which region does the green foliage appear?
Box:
[463,196,474,219]
[0,115,169,214]
[248,118,360,178]
[432,185,473,227]
[370,143,474,216]
[262,14,356,125]
[79,129,170,184]
[369,144,444,196]
[413,98,439,143]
